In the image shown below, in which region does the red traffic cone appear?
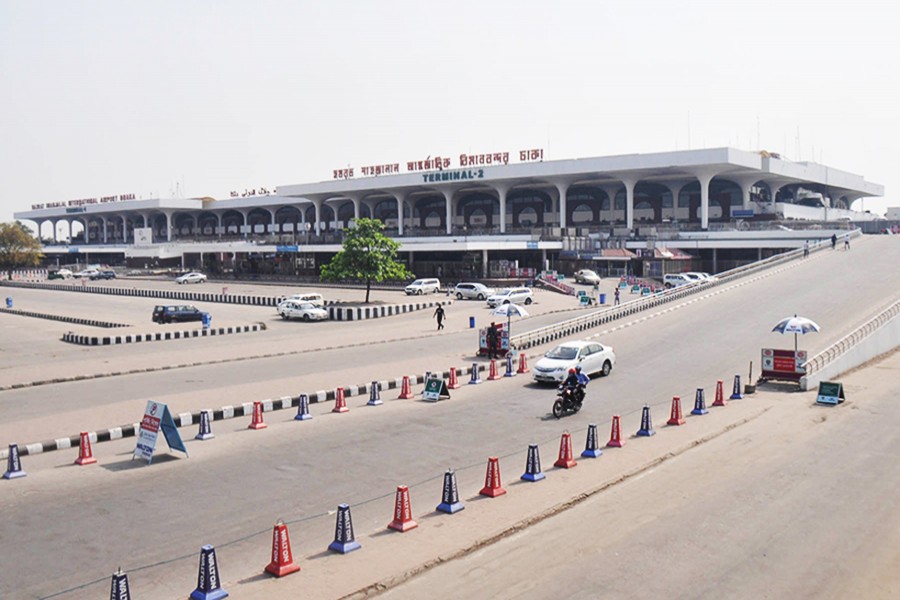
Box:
[712,379,727,407]
[479,456,507,497]
[333,387,349,413]
[607,415,625,448]
[667,396,686,426]
[249,401,267,429]
[553,432,577,469]
[516,353,529,374]
[398,376,414,399]
[388,485,419,532]
[447,367,461,390]
[487,359,502,381]
[265,520,301,577]
[75,431,97,465]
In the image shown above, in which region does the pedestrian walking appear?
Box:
[844,234,850,250]
[614,287,621,306]
[803,240,810,259]
[831,234,838,250]
[433,305,446,330]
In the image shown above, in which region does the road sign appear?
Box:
[423,376,450,402]
[133,401,188,464]
[816,381,846,406]
[761,348,807,382]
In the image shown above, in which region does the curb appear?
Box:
[0,307,129,329]
[61,323,267,346]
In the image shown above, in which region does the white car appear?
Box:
[74,268,100,278]
[277,300,328,322]
[663,273,693,288]
[486,287,534,307]
[574,269,602,285]
[684,272,716,283]
[176,272,208,284]
[453,282,495,300]
[404,278,441,295]
[532,340,616,383]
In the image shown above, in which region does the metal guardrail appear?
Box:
[509,231,863,350]
[803,299,900,376]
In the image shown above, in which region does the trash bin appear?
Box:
[599,293,606,305]
[5,297,12,309]
[202,313,212,330]
[469,316,476,329]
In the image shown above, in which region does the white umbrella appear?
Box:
[772,314,821,352]
[491,303,529,337]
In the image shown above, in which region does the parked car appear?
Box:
[574,269,602,285]
[404,278,441,295]
[684,272,715,283]
[283,292,325,308]
[175,272,207,284]
[74,268,100,278]
[277,300,329,322]
[486,287,534,307]
[532,340,616,383]
[89,270,117,280]
[48,269,73,280]
[663,273,693,288]
[453,282,495,300]
[152,305,207,324]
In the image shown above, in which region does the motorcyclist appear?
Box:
[560,368,585,406]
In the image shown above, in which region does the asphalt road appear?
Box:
[0,237,897,599]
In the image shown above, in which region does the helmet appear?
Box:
[575,365,582,373]
[568,368,576,374]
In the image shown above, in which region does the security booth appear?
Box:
[760,348,807,383]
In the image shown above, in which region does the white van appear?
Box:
[285,292,325,307]
[404,278,441,295]
[663,273,693,289]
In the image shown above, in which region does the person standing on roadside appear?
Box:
[803,240,810,259]
[844,234,850,250]
[614,286,621,306]
[831,233,838,250]
[433,304,446,330]
[487,321,499,359]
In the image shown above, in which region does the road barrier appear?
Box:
[521,444,545,482]
[0,307,129,328]
[329,504,361,554]
[636,405,656,437]
[387,485,418,532]
[692,388,709,415]
[265,521,301,578]
[582,423,602,458]
[61,323,266,345]
[479,456,506,497]
[553,432,577,468]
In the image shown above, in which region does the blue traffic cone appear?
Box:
[3,443,26,479]
[730,375,744,400]
[328,504,361,554]
[109,569,131,600]
[436,469,465,514]
[190,545,228,600]
[521,443,546,482]
[195,410,215,440]
[367,381,383,406]
[294,394,312,421]
[691,388,709,415]
[468,362,482,385]
[504,355,516,377]
[581,423,603,458]
[636,405,655,436]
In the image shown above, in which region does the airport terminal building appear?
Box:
[14,147,885,280]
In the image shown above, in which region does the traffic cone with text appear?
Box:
[730,374,744,400]
[488,359,502,380]
[504,355,516,377]
[265,520,301,577]
[667,396,686,426]
[479,456,507,497]
[554,431,578,468]
[521,444,545,482]
[109,569,132,600]
[447,367,461,389]
[328,504,361,554]
[398,376,414,399]
[468,363,482,385]
[294,394,312,421]
[189,545,228,600]
[248,401,267,429]
[517,352,529,374]
[332,387,349,413]
[712,380,727,407]
[4,443,26,479]
[196,409,215,439]
[75,431,98,465]
[582,423,602,458]
[607,416,625,448]
[691,388,709,415]
[436,469,465,513]
[388,485,418,532]
[636,405,656,436]
[367,381,383,406]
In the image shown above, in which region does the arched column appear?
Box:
[392,191,408,236]
[620,178,638,230]
[494,184,510,234]
[692,168,721,230]
[442,190,454,235]
[663,181,689,222]
[554,181,570,229]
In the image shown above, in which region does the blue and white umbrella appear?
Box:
[491,303,529,337]
[772,314,820,352]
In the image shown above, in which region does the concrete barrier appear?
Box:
[61,323,267,346]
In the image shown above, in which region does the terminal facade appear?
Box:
[14,148,884,280]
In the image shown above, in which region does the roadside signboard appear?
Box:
[816,381,846,405]
[133,400,188,464]
[423,376,450,402]
[761,348,807,382]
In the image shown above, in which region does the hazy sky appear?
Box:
[2,0,897,224]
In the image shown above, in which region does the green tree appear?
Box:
[0,221,43,279]
[320,218,412,303]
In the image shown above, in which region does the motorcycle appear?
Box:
[553,384,584,418]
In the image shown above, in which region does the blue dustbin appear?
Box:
[5,297,12,309]
[469,316,476,329]
[599,293,606,305]
[201,312,211,330]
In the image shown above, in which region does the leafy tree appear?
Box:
[0,221,43,279]
[320,218,412,303]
